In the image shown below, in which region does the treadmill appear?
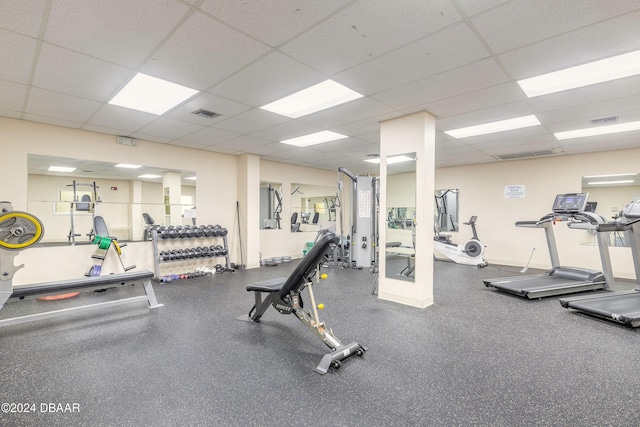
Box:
[559,201,640,327]
[484,193,612,299]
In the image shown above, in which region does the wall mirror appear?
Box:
[580,173,640,247]
[434,189,459,233]
[290,184,337,233]
[260,181,283,230]
[27,154,195,244]
[385,153,416,282]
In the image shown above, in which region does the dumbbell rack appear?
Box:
[151,226,232,281]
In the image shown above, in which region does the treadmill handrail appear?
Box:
[597,217,640,232]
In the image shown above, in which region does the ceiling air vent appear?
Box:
[493,148,562,161]
[591,116,618,126]
[191,108,221,119]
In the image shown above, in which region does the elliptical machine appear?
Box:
[434,216,488,267]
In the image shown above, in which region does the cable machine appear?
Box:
[67,180,100,244]
[335,167,379,269]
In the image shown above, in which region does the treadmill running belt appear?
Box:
[562,292,640,326]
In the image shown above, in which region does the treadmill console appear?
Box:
[622,200,640,218]
[552,193,588,214]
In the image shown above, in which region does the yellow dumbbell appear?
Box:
[317,303,324,310]
[320,273,328,279]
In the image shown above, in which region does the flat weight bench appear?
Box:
[0,270,162,328]
[237,232,366,374]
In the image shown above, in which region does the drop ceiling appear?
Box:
[2,0,640,176]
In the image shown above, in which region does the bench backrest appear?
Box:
[278,232,339,298]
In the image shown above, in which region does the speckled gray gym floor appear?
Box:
[1,260,638,427]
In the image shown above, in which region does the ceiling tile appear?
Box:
[33,43,133,101]
[297,97,396,129]
[214,108,289,134]
[180,126,240,146]
[0,0,47,37]
[200,145,239,155]
[200,0,351,47]
[336,22,490,95]
[23,114,84,129]
[498,10,640,80]
[0,30,38,84]
[455,0,513,17]
[250,120,321,142]
[537,94,640,126]
[129,133,172,144]
[136,117,204,140]
[419,83,524,119]
[528,74,640,113]
[26,87,102,123]
[0,81,28,112]
[0,109,22,119]
[141,11,271,90]
[45,0,190,68]
[87,104,157,132]
[210,51,325,107]
[243,141,292,156]
[212,135,273,152]
[471,0,640,54]
[374,58,509,110]
[436,100,535,130]
[280,0,461,74]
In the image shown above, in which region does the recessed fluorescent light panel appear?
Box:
[444,115,541,139]
[260,80,363,118]
[364,155,414,164]
[115,163,142,169]
[185,176,196,181]
[588,180,634,185]
[138,174,161,179]
[109,73,198,115]
[583,173,637,179]
[280,130,348,147]
[518,50,640,98]
[48,166,76,172]
[554,120,640,140]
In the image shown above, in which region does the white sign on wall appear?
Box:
[504,185,526,199]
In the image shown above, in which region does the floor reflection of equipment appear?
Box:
[560,200,640,326]
[433,216,488,267]
[0,202,161,328]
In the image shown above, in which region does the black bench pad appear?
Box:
[11,270,154,299]
[246,277,286,293]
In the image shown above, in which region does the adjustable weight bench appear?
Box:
[237,232,366,374]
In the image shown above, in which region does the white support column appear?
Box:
[162,172,182,226]
[130,180,142,240]
[378,111,435,308]
[238,154,261,269]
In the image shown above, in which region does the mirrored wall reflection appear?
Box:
[290,184,337,233]
[385,153,416,282]
[434,189,458,232]
[27,154,196,244]
[580,173,640,247]
[260,181,283,230]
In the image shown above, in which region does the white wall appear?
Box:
[434,149,640,279]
